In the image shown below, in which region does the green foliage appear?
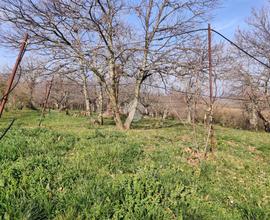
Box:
[0,110,270,219]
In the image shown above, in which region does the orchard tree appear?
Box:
[234,2,270,132]
[0,0,219,129]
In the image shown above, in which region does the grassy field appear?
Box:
[0,110,270,219]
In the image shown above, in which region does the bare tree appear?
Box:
[234,3,270,132]
[123,0,218,129]
[0,0,95,115]
[20,56,46,109]
[0,0,218,129]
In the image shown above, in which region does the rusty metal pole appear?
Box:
[39,76,54,126]
[208,24,215,153]
[0,33,29,118]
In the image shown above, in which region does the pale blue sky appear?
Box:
[0,0,268,67]
[212,0,266,37]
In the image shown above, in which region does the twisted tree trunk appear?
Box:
[108,58,124,129]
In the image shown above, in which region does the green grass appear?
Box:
[0,110,270,219]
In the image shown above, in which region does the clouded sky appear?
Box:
[0,0,268,67]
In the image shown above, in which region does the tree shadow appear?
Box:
[131,119,187,130]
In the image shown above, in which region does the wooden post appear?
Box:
[0,34,29,118]
[207,24,215,153]
[38,76,54,126]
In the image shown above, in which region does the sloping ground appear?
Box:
[0,110,270,219]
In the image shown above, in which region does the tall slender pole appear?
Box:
[38,76,54,126]
[208,24,213,106]
[0,34,29,118]
[208,24,215,153]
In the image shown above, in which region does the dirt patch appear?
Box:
[143,145,156,153]
[247,146,258,153]
[227,140,239,147]
[184,147,204,166]
[178,134,192,142]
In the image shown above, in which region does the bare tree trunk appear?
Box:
[124,82,141,129]
[28,83,36,109]
[162,108,168,121]
[187,105,192,124]
[192,94,199,150]
[82,72,91,115]
[109,91,123,129]
[107,58,124,129]
[105,99,113,116]
[97,81,104,125]
[257,110,270,132]
[249,103,258,130]
[59,91,69,112]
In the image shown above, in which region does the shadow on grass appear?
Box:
[131,119,187,130]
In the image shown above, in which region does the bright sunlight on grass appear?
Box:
[0,110,270,219]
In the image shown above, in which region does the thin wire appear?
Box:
[3,27,269,106]
[139,82,260,102]
[149,27,270,70]
[211,29,270,69]
[85,27,270,70]
[0,118,16,141]
[45,80,261,102]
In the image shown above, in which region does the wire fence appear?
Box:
[1,26,269,125]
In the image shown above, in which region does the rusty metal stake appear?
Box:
[0,33,29,118]
[38,76,54,126]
